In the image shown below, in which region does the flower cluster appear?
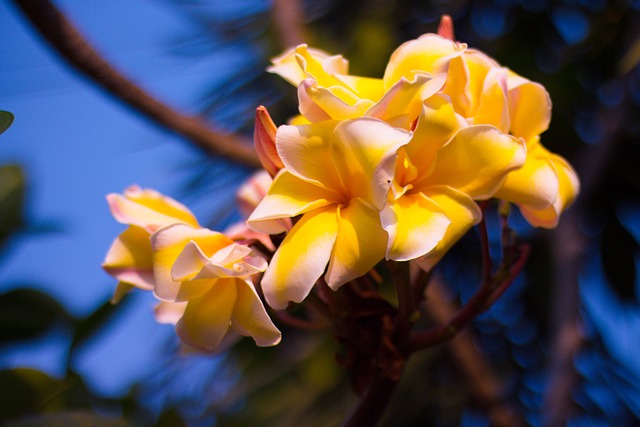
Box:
[102,186,281,352]
[103,30,578,353]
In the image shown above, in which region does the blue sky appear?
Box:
[0,0,240,395]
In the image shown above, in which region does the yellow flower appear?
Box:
[102,186,199,303]
[248,118,412,309]
[383,95,526,270]
[440,49,579,227]
[151,224,281,352]
[269,35,465,128]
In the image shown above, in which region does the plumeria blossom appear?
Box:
[102,186,199,303]
[383,95,527,270]
[268,35,466,128]
[151,223,281,352]
[248,117,412,309]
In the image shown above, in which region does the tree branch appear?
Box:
[271,0,307,47]
[11,0,260,167]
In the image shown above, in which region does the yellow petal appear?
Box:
[102,225,154,290]
[261,205,339,309]
[366,74,442,129]
[247,170,338,234]
[416,186,482,272]
[176,279,236,352]
[267,44,337,86]
[382,192,451,261]
[331,118,413,209]
[423,125,526,199]
[111,282,134,304]
[494,143,559,209]
[298,79,374,121]
[276,120,345,192]
[384,34,466,88]
[400,94,465,185]
[151,224,233,301]
[507,74,551,141]
[294,45,350,89]
[325,200,388,289]
[519,151,580,228]
[338,74,385,101]
[473,67,510,133]
[107,186,198,232]
[232,278,282,347]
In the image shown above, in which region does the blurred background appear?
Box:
[1,0,640,426]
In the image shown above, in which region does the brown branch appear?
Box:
[271,0,307,47]
[12,0,260,167]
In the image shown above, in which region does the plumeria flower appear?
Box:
[248,117,412,309]
[151,223,281,352]
[102,186,199,303]
[269,35,465,128]
[383,95,527,271]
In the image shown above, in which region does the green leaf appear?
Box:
[0,289,72,343]
[0,165,25,244]
[0,111,14,135]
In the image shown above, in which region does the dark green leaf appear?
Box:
[0,289,72,343]
[0,111,14,135]
[0,165,25,244]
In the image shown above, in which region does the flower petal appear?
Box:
[298,78,374,121]
[175,280,236,352]
[254,106,283,177]
[423,125,526,199]
[151,224,233,301]
[108,186,198,231]
[102,225,154,290]
[494,142,559,209]
[507,74,551,141]
[232,278,282,347]
[247,170,338,234]
[325,199,388,289]
[154,301,187,325]
[519,151,580,228]
[276,120,345,192]
[381,192,451,261]
[331,118,413,209]
[473,67,510,133]
[384,34,466,88]
[416,186,482,272]
[261,205,339,309]
[267,44,338,86]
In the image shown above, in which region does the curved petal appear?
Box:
[154,301,187,325]
[232,278,282,347]
[384,34,466,88]
[111,283,135,304]
[473,67,510,133]
[247,170,338,234]
[494,145,559,209]
[366,74,440,129]
[400,94,465,185]
[254,107,283,177]
[331,118,413,209]
[151,224,233,301]
[108,186,198,231]
[381,192,451,261]
[416,186,482,272]
[325,199,388,289]
[507,74,551,141]
[261,205,339,309]
[519,151,580,229]
[175,280,236,352]
[338,74,385,101]
[298,79,374,121]
[103,225,154,290]
[267,44,338,86]
[276,120,345,192]
[423,125,526,200]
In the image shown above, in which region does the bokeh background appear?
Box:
[1,0,640,426]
